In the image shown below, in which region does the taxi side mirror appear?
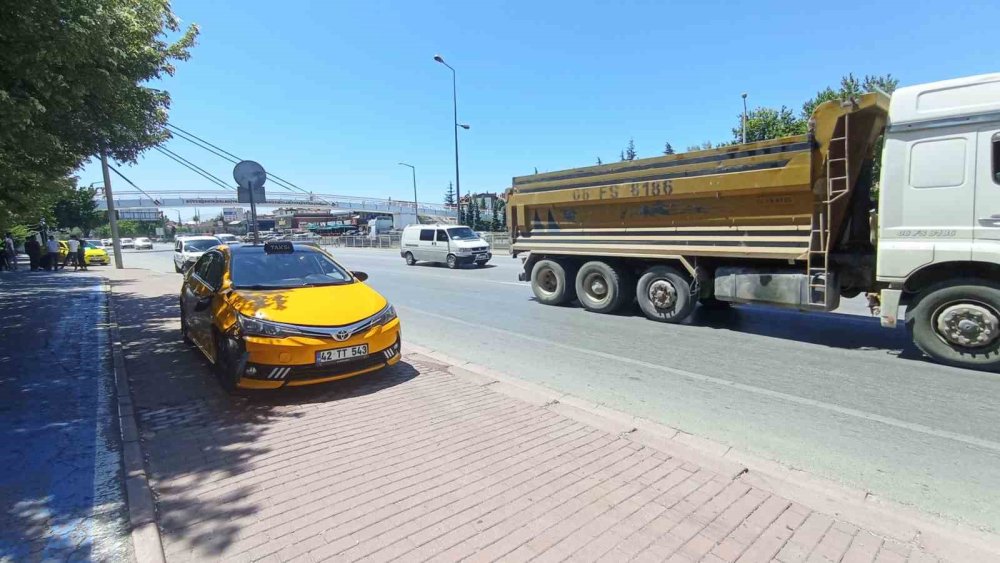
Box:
[194,295,213,312]
[352,271,369,282]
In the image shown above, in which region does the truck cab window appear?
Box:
[993,133,1000,184]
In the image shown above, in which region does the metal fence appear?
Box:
[327,232,511,252]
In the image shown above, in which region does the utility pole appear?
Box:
[100,150,124,269]
[398,163,418,219]
[741,92,749,144]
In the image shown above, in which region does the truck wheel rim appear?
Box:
[538,268,558,294]
[583,272,609,302]
[934,301,1000,348]
[648,279,677,310]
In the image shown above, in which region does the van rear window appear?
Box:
[419,229,433,241]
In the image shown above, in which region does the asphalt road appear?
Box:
[117,244,1000,533]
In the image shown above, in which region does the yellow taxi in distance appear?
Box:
[58,240,110,265]
[179,241,401,390]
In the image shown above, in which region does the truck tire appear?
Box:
[907,279,1000,371]
[531,259,577,306]
[575,261,630,314]
[636,266,696,323]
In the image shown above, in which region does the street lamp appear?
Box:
[398,162,418,217]
[434,54,465,217]
[741,92,748,144]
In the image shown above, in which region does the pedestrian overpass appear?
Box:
[93,189,457,226]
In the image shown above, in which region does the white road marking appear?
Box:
[398,304,1000,454]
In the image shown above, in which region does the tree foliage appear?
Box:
[662,142,675,155]
[620,138,637,161]
[444,182,455,206]
[52,185,102,232]
[732,106,806,143]
[0,0,198,231]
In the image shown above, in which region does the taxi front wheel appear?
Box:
[214,331,243,393]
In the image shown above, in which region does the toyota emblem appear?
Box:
[333,330,351,342]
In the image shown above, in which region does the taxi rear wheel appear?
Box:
[179,304,193,345]
[213,331,242,393]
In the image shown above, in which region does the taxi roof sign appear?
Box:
[264,240,294,254]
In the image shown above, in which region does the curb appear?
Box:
[105,281,166,563]
[405,343,1000,563]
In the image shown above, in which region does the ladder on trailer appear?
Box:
[806,112,852,308]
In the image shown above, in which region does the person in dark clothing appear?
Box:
[24,236,41,271]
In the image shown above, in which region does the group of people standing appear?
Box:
[0,233,88,272]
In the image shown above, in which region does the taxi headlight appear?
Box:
[375,305,397,326]
[238,315,291,338]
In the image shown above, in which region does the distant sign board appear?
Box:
[237,184,266,204]
[223,207,244,222]
[117,208,161,221]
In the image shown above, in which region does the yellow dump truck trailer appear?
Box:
[508,73,1000,371]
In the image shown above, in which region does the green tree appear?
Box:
[444,182,455,206]
[0,0,198,232]
[52,185,102,232]
[620,138,637,161]
[663,142,675,155]
[596,156,603,165]
[732,106,806,143]
[115,220,141,237]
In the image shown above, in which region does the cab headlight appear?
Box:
[238,315,292,338]
[374,304,397,326]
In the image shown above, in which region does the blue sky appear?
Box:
[81,0,999,219]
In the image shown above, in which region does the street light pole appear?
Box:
[741,92,748,144]
[100,150,124,269]
[398,163,418,219]
[434,54,463,219]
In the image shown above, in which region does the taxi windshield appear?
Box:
[447,227,479,240]
[230,248,353,289]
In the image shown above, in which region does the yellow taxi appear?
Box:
[179,241,401,391]
[57,239,110,265]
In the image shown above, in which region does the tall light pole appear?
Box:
[398,163,419,219]
[741,92,749,144]
[434,54,466,219]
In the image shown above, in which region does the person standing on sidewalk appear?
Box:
[65,236,81,271]
[4,233,17,271]
[24,235,41,271]
[45,236,60,271]
[75,237,87,271]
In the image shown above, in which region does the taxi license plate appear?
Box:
[316,345,369,364]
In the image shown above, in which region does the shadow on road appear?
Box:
[108,277,418,557]
[535,295,921,361]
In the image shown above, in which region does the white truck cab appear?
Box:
[876,73,1000,369]
[400,224,492,269]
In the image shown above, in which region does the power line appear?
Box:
[153,146,233,190]
[165,122,330,203]
[107,165,162,204]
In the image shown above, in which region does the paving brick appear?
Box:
[841,530,884,563]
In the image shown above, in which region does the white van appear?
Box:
[400,224,491,269]
[173,236,222,273]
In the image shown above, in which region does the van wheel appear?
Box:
[637,266,696,323]
[405,252,416,265]
[531,259,578,306]
[575,261,631,314]
[908,279,1000,371]
[446,254,458,269]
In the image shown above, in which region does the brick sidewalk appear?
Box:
[132,352,942,563]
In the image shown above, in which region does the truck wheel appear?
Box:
[637,266,695,323]
[446,254,458,269]
[575,261,630,314]
[531,259,578,305]
[405,252,416,265]
[908,280,1000,371]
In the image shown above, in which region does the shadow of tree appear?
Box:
[0,272,128,561]
[108,277,417,557]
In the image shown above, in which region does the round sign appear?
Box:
[233,160,267,190]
